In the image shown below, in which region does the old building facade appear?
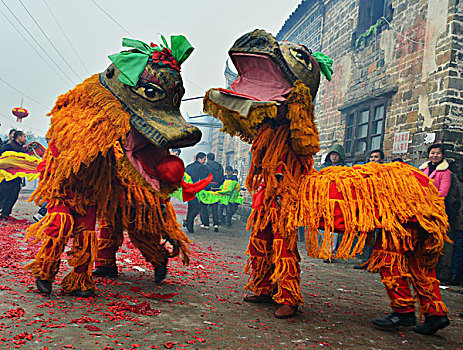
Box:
[277,0,463,167]
[208,0,462,203]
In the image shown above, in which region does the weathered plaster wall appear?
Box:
[313,0,462,165]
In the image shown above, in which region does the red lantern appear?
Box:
[12,107,29,122]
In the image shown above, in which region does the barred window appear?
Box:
[344,101,386,163]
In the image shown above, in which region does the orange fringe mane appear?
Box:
[27,74,190,265]
[288,162,450,262]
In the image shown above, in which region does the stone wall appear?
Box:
[277,0,463,167]
[443,0,463,166]
[209,0,463,218]
[316,0,362,163]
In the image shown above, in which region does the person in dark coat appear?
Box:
[0,130,27,220]
[0,129,17,212]
[200,153,224,232]
[1,129,16,150]
[442,162,463,286]
[184,152,209,233]
[321,143,346,168]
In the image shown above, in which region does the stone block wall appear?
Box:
[316,0,358,161]
[303,0,463,167]
[442,0,463,167]
[210,0,463,207]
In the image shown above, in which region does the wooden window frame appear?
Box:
[356,0,385,35]
[343,99,387,164]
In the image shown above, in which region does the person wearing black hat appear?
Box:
[184,152,209,233]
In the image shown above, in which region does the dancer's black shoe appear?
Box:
[413,315,450,335]
[154,259,168,284]
[93,265,118,278]
[70,289,95,298]
[36,278,52,295]
[372,312,416,330]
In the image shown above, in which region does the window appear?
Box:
[343,101,387,163]
[225,151,234,167]
[356,0,385,35]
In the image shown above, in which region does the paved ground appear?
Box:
[0,194,461,349]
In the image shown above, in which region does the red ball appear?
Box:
[155,155,185,185]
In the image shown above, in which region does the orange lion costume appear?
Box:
[26,36,209,297]
[204,29,450,333]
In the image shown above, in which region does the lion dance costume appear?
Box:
[204,29,450,330]
[26,36,209,297]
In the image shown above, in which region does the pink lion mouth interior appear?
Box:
[228,53,292,102]
[124,128,169,191]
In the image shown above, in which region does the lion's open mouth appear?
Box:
[124,128,170,191]
[227,53,292,102]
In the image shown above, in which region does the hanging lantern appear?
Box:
[12,107,29,122]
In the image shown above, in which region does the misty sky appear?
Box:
[0,0,302,137]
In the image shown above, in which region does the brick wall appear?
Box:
[277,0,462,167]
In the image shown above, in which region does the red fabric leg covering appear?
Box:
[409,258,447,317]
[379,253,447,316]
[379,255,416,314]
[246,225,274,296]
[25,203,73,282]
[60,207,98,293]
[72,207,97,274]
[272,233,302,306]
[43,204,72,254]
[95,217,123,268]
[246,224,302,305]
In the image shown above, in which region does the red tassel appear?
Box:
[181,173,213,202]
[252,187,265,209]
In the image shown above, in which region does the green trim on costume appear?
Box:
[109,38,161,86]
[312,52,333,82]
[109,36,194,87]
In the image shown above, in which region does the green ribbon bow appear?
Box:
[312,52,334,82]
[160,35,195,66]
[108,36,194,86]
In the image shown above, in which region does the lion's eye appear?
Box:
[290,48,312,71]
[130,83,166,102]
[106,67,114,79]
[145,88,156,98]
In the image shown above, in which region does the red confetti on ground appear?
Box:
[139,292,179,300]
[4,307,25,319]
[108,301,161,316]
[84,325,102,332]
[0,206,246,348]
[70,316,101,324]
[163,341,178,349]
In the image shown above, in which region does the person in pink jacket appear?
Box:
[419,144,451,197]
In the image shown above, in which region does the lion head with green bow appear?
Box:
[39,35,202,202]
